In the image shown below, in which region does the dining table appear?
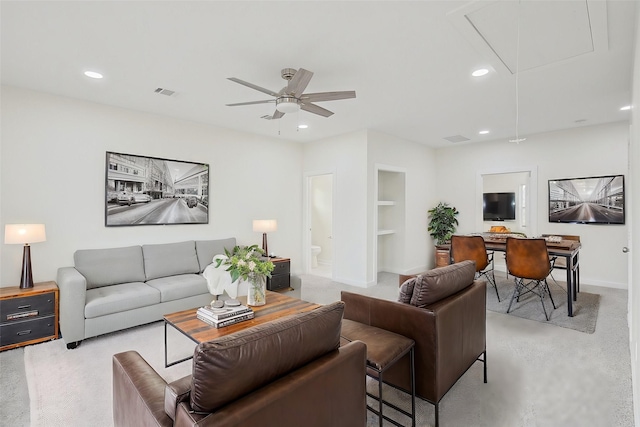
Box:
[438,234,581,317]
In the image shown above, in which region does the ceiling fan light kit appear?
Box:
[226,67,355,120]
[275,97,300,113]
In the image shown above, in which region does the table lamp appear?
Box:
[252,219,277,256]
[4,224,47,289]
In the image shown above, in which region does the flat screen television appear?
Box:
[483,192,516,221]
[548,174,625,224]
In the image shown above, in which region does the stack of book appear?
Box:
[196,304,254,328]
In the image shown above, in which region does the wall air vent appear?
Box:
[443,135,470,143]
[154,88,175,96]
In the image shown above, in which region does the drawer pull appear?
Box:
[17,330,32,336]
[18,305,31,309]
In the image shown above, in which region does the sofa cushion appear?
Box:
[195,238,237,272]
[409,260,475,307]
[398,277,416,304]
[75,246,146,289]
[85,282,160,318]
[142,241,200,281]
[145,274,208,302]
[190,301,344,413]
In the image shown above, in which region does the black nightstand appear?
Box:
[267,258,291,291]
[0,281,59,351]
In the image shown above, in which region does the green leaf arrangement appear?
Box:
[214,245,275,283]
[427,202,459,245]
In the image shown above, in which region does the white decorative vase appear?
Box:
[246,273,267,306]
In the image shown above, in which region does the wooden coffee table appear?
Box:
[163,291,320,367]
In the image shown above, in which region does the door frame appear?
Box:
[303,170,336,275]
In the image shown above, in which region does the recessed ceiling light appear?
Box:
[479,130,490,135]
[620,105,632,111]
[84,71,103,79]
[472,68,489,77]
[297,124,308,129]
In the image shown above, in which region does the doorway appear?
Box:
[308,173,333,278]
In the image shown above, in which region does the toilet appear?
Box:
[310,245,322,268]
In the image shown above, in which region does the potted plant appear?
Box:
[428,202,459,245]
[214,245,274,306]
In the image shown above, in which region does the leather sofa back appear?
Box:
[190,301,344,412]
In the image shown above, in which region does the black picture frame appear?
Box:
[548,174,624,224]
[105,151,209,226]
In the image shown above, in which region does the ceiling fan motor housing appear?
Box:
[281,68,297,81]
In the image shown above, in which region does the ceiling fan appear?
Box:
[226,68,356,120]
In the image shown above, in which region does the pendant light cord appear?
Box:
[514,0,522,144]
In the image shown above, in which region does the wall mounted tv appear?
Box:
[483,192,516,221]
[548,174,625,224]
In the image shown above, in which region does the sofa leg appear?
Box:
[435,402,439,427]
[66,341,81,350]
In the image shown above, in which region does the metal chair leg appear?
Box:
[544,279,557,309]
[507,278,521,313]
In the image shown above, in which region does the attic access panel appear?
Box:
[447,0,608,74]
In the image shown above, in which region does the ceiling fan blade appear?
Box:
[301,91,356,103]
[287,68,314,96]
[272,110,285,119]
[227,77,279,97]
[300,102,334,117]
[226,100,274,107]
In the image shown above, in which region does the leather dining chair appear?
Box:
[451,235,501,301]
[505,237,557,320]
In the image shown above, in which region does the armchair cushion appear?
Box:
[409,260,475,306]
[190,301,344,413]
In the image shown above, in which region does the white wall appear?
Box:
[0,86,303,286]
[628,4,640,425]
[367,130,438,277]
[435,122,630,288]
[302,130,368,286]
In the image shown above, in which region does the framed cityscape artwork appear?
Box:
[105,151,209,226]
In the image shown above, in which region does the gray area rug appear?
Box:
[486,275,600,333]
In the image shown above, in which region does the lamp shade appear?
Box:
[252,220,277,233]
[5,224,47,245]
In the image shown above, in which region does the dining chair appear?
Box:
[505,237,557,320]
[451,235,500,301]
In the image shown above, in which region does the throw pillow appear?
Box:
[409,260,475,306]
[398,277,416,304]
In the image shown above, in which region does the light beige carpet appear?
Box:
[25,322,194,427]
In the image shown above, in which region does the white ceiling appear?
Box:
[1,1,636,148]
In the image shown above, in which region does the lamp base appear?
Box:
[20,244,34,289]
[262,233,268,256]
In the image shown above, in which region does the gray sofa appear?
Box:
[57,238,236,349]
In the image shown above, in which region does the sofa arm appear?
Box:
[165,376,191,421]
[113,351,174,427]
[57,267,88,346]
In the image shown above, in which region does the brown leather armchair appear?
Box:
[341,261,486,427]
[112,301,367,427]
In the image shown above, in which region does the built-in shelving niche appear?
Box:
[376,168,406,276]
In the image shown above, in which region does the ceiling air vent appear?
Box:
[261,115,274,120]
[154,88,175,97]
[443,135,470,143]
